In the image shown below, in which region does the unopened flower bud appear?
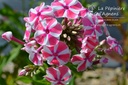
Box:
[2,31,25,45]
[67,21,72,26]
[100,57,108,64]
[2,31,12,42]
[18,69,27,76]
[99,39,106,46]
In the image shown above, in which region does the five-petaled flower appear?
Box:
[23,2,53,42]
[51,0,83,19]
[81,35,99,53]
[71,51,96,71]
[44,65,71,85]
[82,12,103,37]
[34,18,62,45]
[24,2,53,28]
[106,36,123,56]
[22,40,43,65]
[42,41,70,66]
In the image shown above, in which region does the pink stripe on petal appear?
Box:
[96,14,104,25]
[58,66,69,79]
[95,26,103,36]
[56,82,65,85]
[35,33,46,45]
[42,51,52,59]
[71,55,84,64]
[29,11,37,21]
[96,26,102,33]
[43,7,52,12]
[52,1,64,6]
[50,23,62,34]
[2,31,13,42]
[79,8,88,17]
[47,18,57,29]
[54,9,65,17]
[114,45,123,56]
[82,17,93,26]
[77,62,86,72]
[84,29,94,35]
[51,58,60,65]
[24,30,31,42]
[47,67,58,80]
[88,54,95,62]
[56,42,68,53]
[29,53,43,65]
[36,22,45,30]
[70,2,82,10]
[64,0,75,5]
[58,54,70,62]
[24,17,30,22]
[48,35,59,45]
[67,10,77,19]
[45,77,56,82]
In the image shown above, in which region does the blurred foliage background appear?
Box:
[0,0,128,85]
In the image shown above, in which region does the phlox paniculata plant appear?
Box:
[2,0,124,85]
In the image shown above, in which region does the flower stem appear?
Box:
[11,36,25,45]
[93,60,100,65]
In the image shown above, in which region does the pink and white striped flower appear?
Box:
[24,2,53,30]
[82,12,103,37]
[51,0,83,19]
[2,31,12,42]
[106,36,123,56]
[71,51,96,71]
[44,65,71,85]
[22,40,37,53]
[79,8,89,18]
[42,41,70,66]
[22,40,43,65]
[81,35,99,53]
[23,23,32,42]
[34,18,62,45]
[28,50,43,66]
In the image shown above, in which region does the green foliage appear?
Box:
[0,2,28,85]
[16,76,32,84]
[68,75,76,85]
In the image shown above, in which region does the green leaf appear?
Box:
[16,76,32,84]
[6,75,14,85]
[7,45,22,63]
[0,56,7,74]
[80,0,87,7]
[67,63,82,77]
[0,77,6,85]
[68,75,76,85]
[32,78,50,85]
[71,48,78,56]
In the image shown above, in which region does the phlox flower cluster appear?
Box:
[1,0,123,85]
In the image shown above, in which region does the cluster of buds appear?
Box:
[1,0,124,85]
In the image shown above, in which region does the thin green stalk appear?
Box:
[122,64,127,85]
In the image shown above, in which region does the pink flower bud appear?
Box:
[18,69,27,76]
[2,31,12,42]
[2,31,25,45]
[100,57,108,64]
[99,39,106,46]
